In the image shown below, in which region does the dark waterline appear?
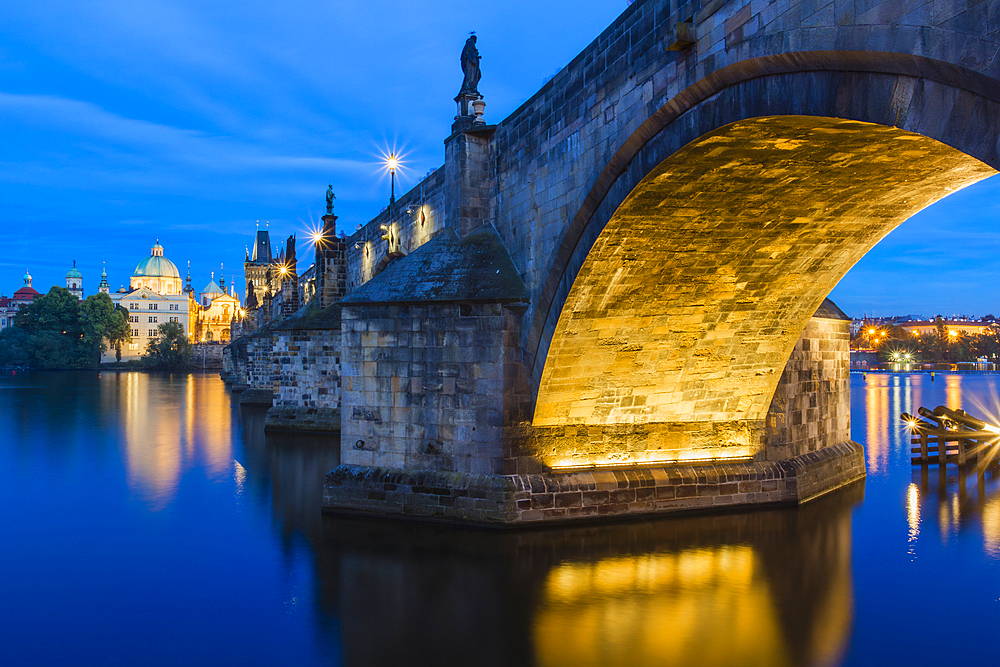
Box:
[0,371,997,666]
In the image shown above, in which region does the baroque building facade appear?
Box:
[102,241,194,362]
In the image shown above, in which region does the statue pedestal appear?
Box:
[453,92,485,133]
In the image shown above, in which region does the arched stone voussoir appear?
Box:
[530,115,993,469]
[526,59,1000,389]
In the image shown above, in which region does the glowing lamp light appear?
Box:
[312,231,323,244]
[279,266,288,275]
[386,154,398,172]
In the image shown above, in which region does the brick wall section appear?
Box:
[265,328,341,431]
[765,314,851,461]
[340,302,528,475]
[324,440,865,525]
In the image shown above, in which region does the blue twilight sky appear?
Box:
[1,1,998,317]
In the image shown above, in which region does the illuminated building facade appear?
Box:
[896,319,994,338]
[193,274,242,343]
[102,241,193,362]
[130,241,184,295]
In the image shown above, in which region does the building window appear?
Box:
[148,303,158,310]
[130,303,138,309]
[132,329,139,337]
[148,329,156,337]
[169,317,178,323]
[129,315,138,323]
[128,342,138,351]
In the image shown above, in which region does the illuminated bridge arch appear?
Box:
[527,55,999,468]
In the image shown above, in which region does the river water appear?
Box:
[0,371,997,666]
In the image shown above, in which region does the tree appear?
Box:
[16,287,83,337]
[1,288,134,368]
[108,304,132,362]
[79,293,130,363]
[143,321,190,368]
[0,327,32,367]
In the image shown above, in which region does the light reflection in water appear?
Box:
[535,547,792,667]
[318,483,862,667]
[116,372,234,509]
[859,373,1000,558]
[906,483,920,555]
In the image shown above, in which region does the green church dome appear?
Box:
[66,260,82,279]
[133,241,180,278]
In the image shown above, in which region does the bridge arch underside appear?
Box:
[531,114,994,470]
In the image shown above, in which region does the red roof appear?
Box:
[13,286,40,301]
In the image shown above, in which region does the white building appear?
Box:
[101,242,193,362]
[66,261,83,300]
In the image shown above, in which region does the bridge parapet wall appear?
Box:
[345,167,448,293]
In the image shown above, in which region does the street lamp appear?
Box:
[386,153,398,207]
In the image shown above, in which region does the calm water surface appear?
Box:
[1,371,998,666]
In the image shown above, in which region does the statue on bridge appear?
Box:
[460,33,481,96]
[325,184,335,215]
[245,280,258,310]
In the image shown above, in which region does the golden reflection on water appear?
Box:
[863,373,923,477]
[535,547,792,667]
[906,483,920,553]
[862,373,1000,557]
[318,483,861,667]
[114,372,233,509]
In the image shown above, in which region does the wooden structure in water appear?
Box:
[901,406,1000,466]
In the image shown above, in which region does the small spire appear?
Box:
[73,259,77,268]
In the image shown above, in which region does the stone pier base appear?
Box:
[264,406,340,433]
[322,440,865,526]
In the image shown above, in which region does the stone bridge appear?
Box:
[321,0,1000,525]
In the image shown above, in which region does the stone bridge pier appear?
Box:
[324,0,1000,525]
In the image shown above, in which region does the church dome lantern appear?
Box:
[130,240,183,295]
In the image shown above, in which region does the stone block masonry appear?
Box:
[339,301,525,475]
[317,0,1000,524]
[265,304,342,432]
[765,300,852,461]
[325,303,865,525]
[240,327,276,407]
[324,440,865,526]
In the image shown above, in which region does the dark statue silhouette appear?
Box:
[460,34,480,96]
